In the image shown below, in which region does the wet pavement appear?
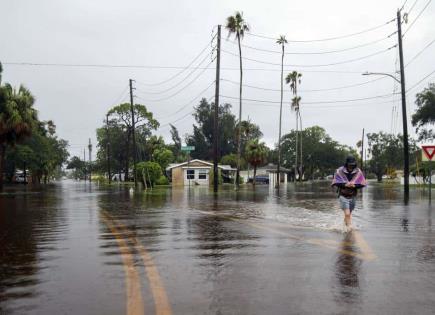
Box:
[0,180,434,315]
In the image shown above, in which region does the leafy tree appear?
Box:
[185,98,237,160]
[245,139,268,186]
[412,83,435,141]
[169,124,182,159]
[367,132,418,181]
[226,11,250,188]
[67,156,87,179]
[135,161,162,188]
[238,118,262,156]
[106,103,159,181]
[0,81,38,188]
[281,126,357,180]
[152,148,174,171]
[220,153,246,169]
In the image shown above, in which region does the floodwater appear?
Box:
[0,180,434,315]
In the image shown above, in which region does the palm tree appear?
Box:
[0,82,37,189]
[245,139,268,187]
[226,11,250,189]
[286,71,302,181]
[276,35,287,188]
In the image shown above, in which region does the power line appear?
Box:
[245,18,396,42]
[221,45,396,68]
[221,76,387,93]
[158,96,214,129]
[406,68,435,92]
[135,51,213,95]
[236,98,398,109]
[136,34,216,86]
[405,37,435,67]
[220,92,399,104]
[407,0,419,14]
[225,36,393,55]
[3,62,386,74]
[135,60,214,102]
[152,80,215,120]
[403,0,432,37]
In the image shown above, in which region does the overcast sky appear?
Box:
[1,0,434,159]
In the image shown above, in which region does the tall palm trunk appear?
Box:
[277,44,284,188]
[0,144,5,190]
[295,111,298,182]
[253,165,257,187]
[299,112,303,181]
[236,33,243,189]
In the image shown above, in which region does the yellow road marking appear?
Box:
[352,231,377,261]
[195,210,376,261]
[102,211,172,315]
[100,215,145,315]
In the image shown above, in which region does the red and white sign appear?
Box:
[422,145,435,161]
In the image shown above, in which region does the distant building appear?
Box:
[166,159,236,186]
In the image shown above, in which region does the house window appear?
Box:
[186,169,195,179]
[198,170,207,179]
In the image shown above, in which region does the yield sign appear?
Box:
[422,145,435,161]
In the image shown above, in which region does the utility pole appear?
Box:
[88,139,92,183]
[83,148,86,182]
[361,128,365,173]
[397,9,410,201]
[106,114,111,184]
[213,25,221,193]
[129,79,137,188]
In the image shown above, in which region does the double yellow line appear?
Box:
[101,211,172,315]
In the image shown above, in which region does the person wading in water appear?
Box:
[332,156,367,232]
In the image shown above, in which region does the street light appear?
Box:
[362,71,410,200]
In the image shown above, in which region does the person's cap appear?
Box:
[345,156,357,167]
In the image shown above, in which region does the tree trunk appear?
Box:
[236,33,243,189]
[253,165,257,187]
[376,173,383,182]
[277,43,284,188]
[295,111,298,182]
[0,144,5,190]
[299,112,303,182]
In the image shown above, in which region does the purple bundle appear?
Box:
[331,166,367,186]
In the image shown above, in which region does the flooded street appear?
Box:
[1,181,434,315]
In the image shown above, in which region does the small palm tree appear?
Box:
[276,35,287,188]
[286,71,302,181]
[226,11,250,189]
[245,139,268,187]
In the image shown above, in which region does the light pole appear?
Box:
[362,71,410,200]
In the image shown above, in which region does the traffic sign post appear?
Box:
[422,145,435,203]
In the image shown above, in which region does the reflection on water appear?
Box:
[1,180,435,314]
[333,233,362,307]
[0,185,65,314]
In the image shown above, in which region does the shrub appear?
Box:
[135,161,162,187]
[155,175,169,185]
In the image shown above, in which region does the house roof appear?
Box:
[166,159,236,171]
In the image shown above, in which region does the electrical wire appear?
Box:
[135,51,213,95]
[403,0,432,37]
[245,18,396,42]
[136,34,216,86]
[221,45,396,68]
[406,68,435,92]
[220,92,399,104]
[221,76,387,93]
[158,96,214,129]
[135,60,214,102]
[405,37,435,67]
[153,80,215,120]
[225,36,392,55]
[407,0,420,14]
